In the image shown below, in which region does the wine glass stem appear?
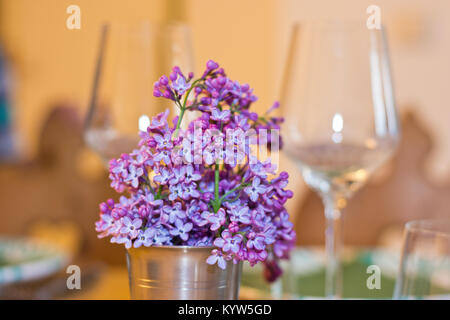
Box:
[323,196,343,299]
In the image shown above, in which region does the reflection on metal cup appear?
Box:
[126,246,241,300]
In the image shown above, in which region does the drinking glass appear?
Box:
[84,21,194,164]
[394,219,450,300]
[281,20,400,298]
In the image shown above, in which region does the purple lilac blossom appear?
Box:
[95,60,296,282]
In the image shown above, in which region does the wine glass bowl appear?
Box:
[394,219,450,299]
[281,20,400,298]
[84,21,194,164]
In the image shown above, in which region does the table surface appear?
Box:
[72,266,130,300]
[71,248,399,300]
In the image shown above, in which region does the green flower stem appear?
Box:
[156,185,163,199]
[214,162,220,199]
[210,176,250,213]
[210,162,222,213]
[182,79,201,108]
[175,78,202,131]
[219,182,250,202]
[175,107,186,130]
[174,75,225,213]
[143,174,155,195]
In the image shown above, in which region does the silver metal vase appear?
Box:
[126,246,242,299]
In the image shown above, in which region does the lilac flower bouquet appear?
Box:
[95,60,296,281]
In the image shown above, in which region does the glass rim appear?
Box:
[405,219,450,238]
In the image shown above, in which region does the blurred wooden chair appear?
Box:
[0,103,125,264]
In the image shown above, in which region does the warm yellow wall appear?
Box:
[1,0,277,156]
[2,0,450,180]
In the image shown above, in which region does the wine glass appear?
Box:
[84,21,194,164]
[280,20,400,298]
[394,219,450,300]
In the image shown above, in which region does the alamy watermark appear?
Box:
[366,264,381,290]
[366,5,381,30]
[66,4,81,30]
[66,264,81,290]
[163,121,281,170]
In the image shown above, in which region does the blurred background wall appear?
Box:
[0,0,449,259]
[1,0,450,183]
[0,0,277,158]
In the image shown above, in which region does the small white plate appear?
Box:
[0,237,69,285]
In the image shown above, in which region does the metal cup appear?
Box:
[126,246,241,299]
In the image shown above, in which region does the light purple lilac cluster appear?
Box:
[95,60,296,281]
